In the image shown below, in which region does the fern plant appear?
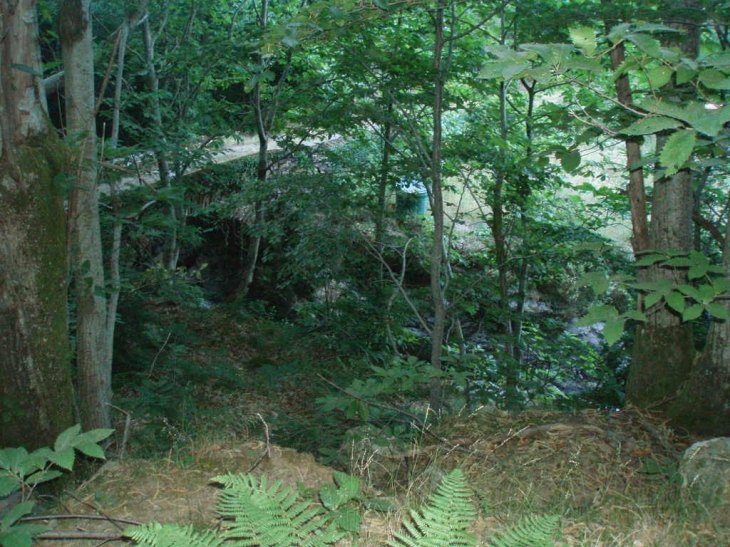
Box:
[488,514,561,547]
[211,473,346,547]
[388,469,477,547]
[124,471,359,547]
[126,523,224,547]
[125,468,561,547]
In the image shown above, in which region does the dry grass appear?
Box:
[39,406,728,547]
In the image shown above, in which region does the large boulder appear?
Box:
[679,437,730,508]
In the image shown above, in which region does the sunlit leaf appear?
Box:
[647,66,673,89]
[659,129,696,176]
[621,116,682,136]
[639,99,688,122]
[626,33,661,58]
[569,26,597,56]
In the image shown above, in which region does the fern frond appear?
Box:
[389,469,476,547]
[489,514,560,547]
[124,522,223,547]
[213,473,345,547]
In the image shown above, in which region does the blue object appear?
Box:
[396,179,429,217]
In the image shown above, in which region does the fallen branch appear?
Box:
[36,531,124,541]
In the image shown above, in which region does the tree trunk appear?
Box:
[627,166,695,407]
[668,193,730,435]
[626,6,701,409]
[0,0,75,449]
[428,0,447,411]
[236,0,271,299]
[60,0,113,431]
[142,15,179,271]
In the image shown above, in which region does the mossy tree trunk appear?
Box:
[668,203,730,435]
[626,7,700,409]
[0,0,75,449]
[627,166,695,408]
[60,0,113,431]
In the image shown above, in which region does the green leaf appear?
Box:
[633,279,672,292]
[53,424,81,452]
[659,129,696,176]
[0,448,28,473]
[603,319,625,346]
[699,68,730,90]
[0,527,33,547]
[47,448,74,471]
[569,26,597,55]
[663,257,691,267]
[576,305,619,327]
[639,99,689,122]
[1,501,34,528]
[647,66,673,89]
[626,33,662,58]
[478,60,530,81]
[688,265,708,280]
[74,443,105,460]
[705,303,729,320]
[0,474,20,497]
[75,429,114,446]
[665,290,686,313]
[623,309,648,322]
[682,304,704,321]
[644,290,665,309]
[330,506,361,532]
[681,102,730,137]
[320,484,340,511]
[621,116,682,136]
[576,272,609,294]
[562,56,602,72]
[559,149,581,172]
[698,284,716,304]
[713,278,730,294]
[675,64,697,85]
[635,253,666,267]
[676,284,702,301]
[25,469,63,486]
[333,472,359,500]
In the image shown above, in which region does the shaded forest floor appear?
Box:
[45,305,729,546]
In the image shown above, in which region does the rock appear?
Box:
[679,437,730,507]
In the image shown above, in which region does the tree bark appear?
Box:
[626,6,701,409]
[627,165,695,408]
[428,0,447,410]
[60,0,113,431]
[0,0,74,449]
[235,0,271,299]
[668,177,730,436]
